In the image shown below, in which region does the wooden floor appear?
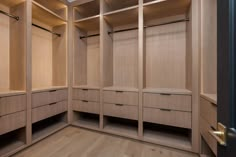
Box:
[13,127,199,157]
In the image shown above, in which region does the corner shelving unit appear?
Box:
[0,0,27,156]
[31,0,68,143]
[72,1,101,130]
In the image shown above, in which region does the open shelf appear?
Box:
[103,116,138,139]
[201,0,217,104]
[143,0,191,22]
[103,0,138,13]
[73,112,100,130]
[73,0,100,21]
[0,89,25,97]
[33,0,67,20]
[143,3,192,93]
[0,0,26,97]
[32,1,66,27]
[0,128,26,157]
[103,86,139,92]
[32,86,68,93]
[143,122,192,151]
[73,14,100,89]
[32,112,68,142]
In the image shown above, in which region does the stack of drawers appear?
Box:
[73,89,100,114]
[103,91,138,120]
[143,93,192,129]
[0,94,26,135]
[32,89,68,123]
[200,98,217,155]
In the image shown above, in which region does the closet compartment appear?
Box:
[73,100,100,114]
[103,116,138,138]
[143,122,192,151]
[0,128,26,157]
[32,0,67,92]
[0,0,26,96]
[72,112,100,130]
[73,88,100,102]
[73,0,100,21]
[103,0,138,13]
[102,5,139,92]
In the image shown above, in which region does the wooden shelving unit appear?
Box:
[72,112,100,130]
[103,0,138,13]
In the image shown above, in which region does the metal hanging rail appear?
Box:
[108,18,189,34]
[0,10,19,21]
[32,23,61,37]
[80,33,100,39]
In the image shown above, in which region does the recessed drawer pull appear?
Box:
[211,102,217,106]
[160,93,171,96]
[49,90,57,92]
[160,109,171,112]
[116,91,123,93]
[82,100,88,103]
[115,104,124,106]
[49,102,57,106]
[82,89,88,91]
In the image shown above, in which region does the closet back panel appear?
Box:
[145,21,187,89]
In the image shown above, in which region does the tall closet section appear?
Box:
[31,0,68,143]
[200,0,217,156]
[0,0,27,156]
[71,0,200,153]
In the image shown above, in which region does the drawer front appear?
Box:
[73,100,99,114]
[200,98,217,129]
[143,93,191,112]
[73,89,100,102]
[200,117,217,155]
[103,103,138,120]
[103,91,138,106]
[0,111,26,135]
[0,95,26,116]
[32,101,67,123]
[143,108,192,129]
[32,89,68,108]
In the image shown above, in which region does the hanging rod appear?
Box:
[32,23,61,37]
[108,18,189,34]
[80,33,100,39]
[0,10,19,21]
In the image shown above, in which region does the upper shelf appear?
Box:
[143,0,191,21]
[103,6,138,27]
[74,0,100,21]
[103,0,138,13]
[143,88,192,95]
[74,15,100,31]
[32,1,67,27]
[0,0,25,7]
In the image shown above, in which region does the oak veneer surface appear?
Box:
[13,127,198,157]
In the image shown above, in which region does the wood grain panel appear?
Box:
[0,111,26,135]
[0,95,26,116]
[73,100,99,114]
[103,91,138,106]
[103,103,138,120]
[143,93,192,111]
[73,89,100,102]
[143,107,192,129]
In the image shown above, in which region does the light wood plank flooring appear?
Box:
[13,127,198,157]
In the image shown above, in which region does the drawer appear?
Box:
[143,93,191,112]
[143,107,192,129]
[103,103,138,120]
[73,89,100,102]
[32,89,68,108]
[73,100,99,114]
[32,101,67,123]
[0,95,26,116]
[200,98,217,129]
[200,117,217,155]
[103,91,138,106]
[0,111,26,135]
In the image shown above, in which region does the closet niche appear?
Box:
[0,0,26,156]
